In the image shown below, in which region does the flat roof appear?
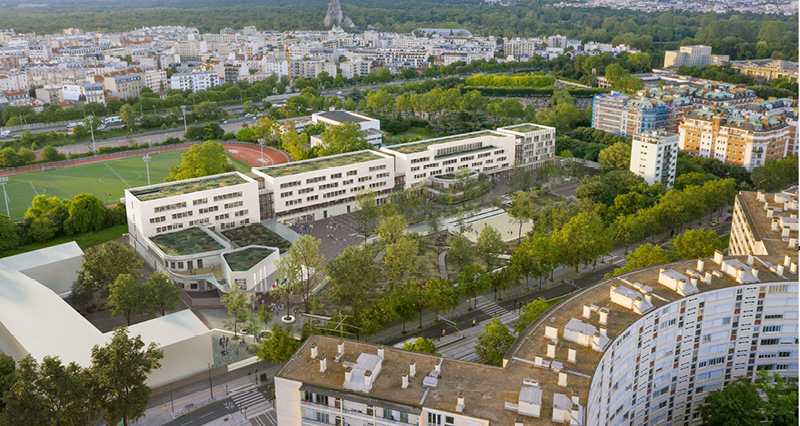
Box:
[316,110,370,124]
[500,124,550,134]
[223,247,275,271]
[256,150,386,178]
[129,173,247,202]
[150,227,226,256]
[278,254,794,425]
[738,191,798,258]
[387,130,506,154]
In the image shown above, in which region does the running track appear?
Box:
[0,142,289,177]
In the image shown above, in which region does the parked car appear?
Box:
[0,130,10,137]
[710,221,720,227]
[725,216,733,222]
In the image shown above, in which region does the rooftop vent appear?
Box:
[456,390,465,413]
[310,342,318,359]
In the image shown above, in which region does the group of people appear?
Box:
[290,221,313,235]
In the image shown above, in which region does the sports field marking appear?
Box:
[103,162,133,189]
[29,181,38,196]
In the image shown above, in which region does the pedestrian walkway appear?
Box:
[438,251,448,279]
[249,406,278,426]
[475,295,509,317]
[229,383,267,411]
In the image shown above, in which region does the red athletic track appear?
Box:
[0,142,289,177]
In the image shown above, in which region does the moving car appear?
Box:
[710,221,720,227]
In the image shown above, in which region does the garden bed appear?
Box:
[223,224,292,251]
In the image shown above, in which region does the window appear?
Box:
[765,314,784,320]
[763,325,782,333]
[428,413,441,426]
[761,339,780,345]
[445,417,455,426]
[768,285,788,293]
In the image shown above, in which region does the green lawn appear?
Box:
[226,153,253,173]
[0,149,187,221]
[0,224,128,258]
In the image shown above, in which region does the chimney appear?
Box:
[736,267,745,282]
[697,259,704,272]
[547,342,556,358]
[767,209,774,218]
[345,365,353,382]
[582,304,591,319]
[705,271,712,284]
[364,370,373,388]
[771,220,779,231]
[776,264,784,276]
[310,342,318,359]
[644,292,652,304]
[713,250,724,265]
[600,327,607,337]
[568,348,576,363]
[757,191,765,202]
[747,254,754,266]
[409,359,416,377]
[690,277,698,286]
[571,403,580,422]
[320,356,327,373]
[599,308,608,325]
[456,390,465,413]
[592,332,601,349]
[791,262,797,274]
[784,255,791,267]
[338,339,344,355]
[534,355,543,366]
[435,358,443,374]
[572,390,580,405]
[515,419,524,426]
[558,372,567,387]
[378,346,385,360]
[402,371,409,389]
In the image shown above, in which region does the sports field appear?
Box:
[0,149,187,221]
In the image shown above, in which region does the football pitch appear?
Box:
[0,149,187,221]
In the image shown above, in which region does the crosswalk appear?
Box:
[229,383,267,411]
[475,295,509,317]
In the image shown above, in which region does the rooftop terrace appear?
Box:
[278,254,795,425]
[257,151,384,178]
[223,247,275,271]
[388,131,505,154]
[150,227,226,256]
[130,174,247,202]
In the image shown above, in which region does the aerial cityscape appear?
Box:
[0,0,797,425]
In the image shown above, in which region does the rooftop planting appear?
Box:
[258,151,383,177]
[222,224,292,251]
[131,174,246,201]
[224,247,275,271]
[390,131,503,154]
[150,227,226,256]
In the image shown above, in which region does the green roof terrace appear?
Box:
[130,174,247,202]
[150,227,226,256]
[224,247,276,271]
[500,124,549,133]
[387,131,505,154]
[257,151,385,178]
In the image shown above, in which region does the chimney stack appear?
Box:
[320,356,327,373]
[704,271,712,284]
[338,339,344,355]
[599,308,608,325]
[572,390,580,405]
[310,342,318,359]
[582,304,591,319]
[784,255,791,267]
[409,359,416,377]
[772,220,779,231]
[558,372,567,387]
[435,358,443,374]
[600,327,607,337]
[645,292,652,304]
[697,259,704,272]
[515,419,524,426]
[747,254,754,266]
[547,342,556,358]
[776,264,784,275]
[378,346,385,360]
[456,390,465,413]
[791,262,797,274]
[345,365,353,382]
[568,348,576,363]
[364,370,373,388]
[402,371,409,389]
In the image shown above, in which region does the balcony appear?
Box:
[301,402,412,426]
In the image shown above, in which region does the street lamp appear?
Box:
[258,138,265,165]
[86,116,96,155]
[143,155,151,185]
[180,105,187,132]
[0,177,8,218]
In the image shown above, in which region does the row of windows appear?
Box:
[320,182,339,190]
[213,191,242,202]
[279,180,301,189]
[155,223,183,233]
[368,164,386,172]
[410,157,430,164]
[234,209,249,217]
[154,201,186,213]
[150,216,166,223]
[225,201,243,209]
[306,176,326,184]
[172,211,192,219]
[193,198,208,205]
[188,218,209,226]
[199,206,219,214]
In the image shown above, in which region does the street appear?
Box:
[161,382,274,426]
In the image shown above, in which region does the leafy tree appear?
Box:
[377,214,407,245]
[612,213,649,254]
[448,234,475,277]
[222,285,250,339]
[285,235,324,313]
[509,165,535,193]
[608,243,670,277]
[576,170,645,206]
[143,271,181,316]
[699,377,764,426]
[669,229,718,260]
[755,370,799,426]
[90,327,164,426]
[458,265,490,310]
[354,190,379,243]
[326,244,379,313]
[509,239,548,289]
[0,355,91,426]
[703,178,737,220]
[422,278,460,319]
[119,104,135,129]
[108,273,144,326]
[0,215,18,251]
[751,156,797,192]
[280,121,310,160]
[513,297,549,334]
[166,141,233,181]
[383,236,419,286]
[598,142,631,171]
[256,326,301,365]
[508,191,536,245]
[552,212,612,273]
[16,147,35,165]
[77,241,142,298]
[476,226,505,271]
[385,282,422,332]
[64,193,106,234]
[475,318,515,367]
[319,122,370,157]
[377,68,392,83]
[0,148,17,167]
[40,145,61,162]
[0,353,13,414]
[402,337,440,356]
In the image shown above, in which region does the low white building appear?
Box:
[629,129,678,187]
[496,123,557,171]
[170,70,221,92]
[310,110,384,147]
[663,45,729,69]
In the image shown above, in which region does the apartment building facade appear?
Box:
[143,69,168,92]
[729,189,798,257]
[104,74,142,100]
[275,253,798,426]
[170,70,221,92]
[591,93,670,138]
[496,124,557,171]
[678,109,793,171]
[663,45,729,69]
[629,129,679,187]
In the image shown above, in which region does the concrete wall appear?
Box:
[19,255,82,296]
[147,331,214,388]
[275,376,303,426]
